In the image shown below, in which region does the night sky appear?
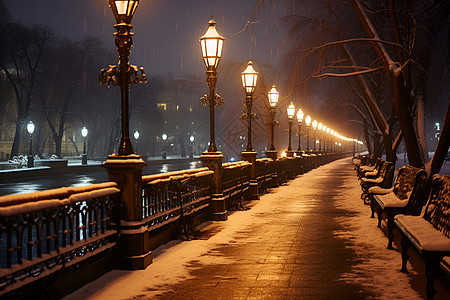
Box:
[4,0,283,77]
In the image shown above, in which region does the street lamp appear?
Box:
[81,126,88,165]
[199,17,225,153]
[27,121,35,168]
[267,85,279,153]
[190,135,194,158]
[317,122,323,152]
[305,115,311,152]
[162,133,167,159]
[134,130,140,153]
[287,103,295,156]
[325,127,330,152]
[99,0,146,156]
[241,61,258,152]
[312,120,318,152]
[296,109,304,154]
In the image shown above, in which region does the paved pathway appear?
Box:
[152,158,374,299]
[69,158,449,299]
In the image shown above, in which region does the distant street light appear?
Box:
[318,122,323,152]
[296,109,304,154]
[267,85,279,154]
[134,130,140,153]
[312,120,318,152]
[81,126,88,165]
[287,103,295,157]
[190,135,194,158]
[99,0,146,156]
[305,115,311,152]
[162,133,167,159]
[241,61,258,152]
[325,127,330,152]
[199,17,224,153]
[26,121,35,168]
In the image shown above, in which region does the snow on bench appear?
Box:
[369,165,429,249]
[394,174,450,300]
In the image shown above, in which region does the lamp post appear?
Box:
[241,61,258,152]
[266,85,279,161]
[317,122,323,152]
[325,127,330,152]
[286,103,295,157]
[190,135,194,158]
[27,121,35,168]
[305,115,311,152]
[296,109,304,154]
[99,0,146,156]
[199,17,225,154]
[134,130,140,153]
[312,120,318,152]
[81,126,88,165]
[162,133,167,159]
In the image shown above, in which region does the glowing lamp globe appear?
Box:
[200,17,224,70]
[81,126,88,138]
[242,61,258,94]
[27,121,35,135]
[109,0,139,24]
[268,85,279,108]
[287,103,295,119]
[296,109,304,123]
[305,115,311,126]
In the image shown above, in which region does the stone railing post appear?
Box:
[103,154,152,270]
[241,151,259,200]
[265,151,279,188]
[200,152,227,221]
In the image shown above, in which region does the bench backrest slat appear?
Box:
[424,175,450,238]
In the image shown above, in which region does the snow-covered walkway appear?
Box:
[65,158,449,299]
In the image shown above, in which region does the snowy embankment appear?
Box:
[334,170,421,299]
[64,158,422,299]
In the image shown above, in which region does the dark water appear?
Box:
[0,161,202,196]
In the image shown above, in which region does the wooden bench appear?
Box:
[359,161,394,204]
[369,165,429,249]
[355,156,377,177]
[394,175,450,299]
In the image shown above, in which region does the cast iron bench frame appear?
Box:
[369,165,429,249]
[394,175,450,299]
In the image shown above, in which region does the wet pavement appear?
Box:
[66,158,449,299]
[153,159,374,299]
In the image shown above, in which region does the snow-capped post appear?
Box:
[286,103,295,157]
[241,61,259,200]
[101,0,150,270]
[199,17,227,221]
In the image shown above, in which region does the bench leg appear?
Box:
[400,234,409,273]
[376,208,383,228]
[387,214,395,249]
[424,256,439,300]
[369,196,375,218]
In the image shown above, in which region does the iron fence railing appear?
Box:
[141,169,213,232]
[0,182,120,294]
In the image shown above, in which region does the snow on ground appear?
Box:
[334,171,421,299]
[65,158,423,299]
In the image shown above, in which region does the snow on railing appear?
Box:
[0,183,121,295]
[141,169,213,232]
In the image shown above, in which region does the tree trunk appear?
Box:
[392,71,423,167]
